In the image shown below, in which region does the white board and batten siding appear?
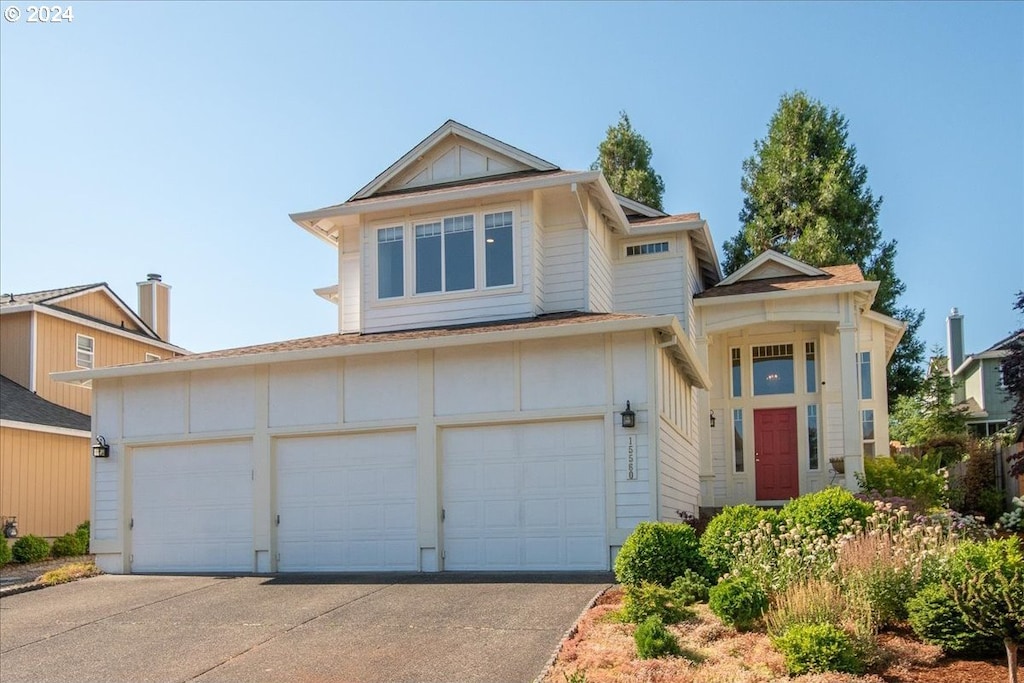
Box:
[657,349,701,520]
[88,329,664,574]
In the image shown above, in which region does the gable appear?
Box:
[718,250,826,286]
[350,120,558,201]
[50,289,147,333]
[378,136,532,194]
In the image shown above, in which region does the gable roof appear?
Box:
[350,120,559,201]
[1,282,158,337]
[718,250,827,287]
[0,283,101,307]
[952,329,1023,376]
[695,262,868,300]
[0,375,91,432]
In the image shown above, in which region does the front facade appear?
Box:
[0,279,186,537]
[59,121,903,574]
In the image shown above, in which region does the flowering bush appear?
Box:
[700,504,779,578]
[857,453,951,509]
[726,517,839,593]
[998,496,1024,532]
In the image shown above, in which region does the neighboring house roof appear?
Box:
[55,311,712,390]
[1,282,188,354]
[0,374,90,432]
[952,329,1023,377]
[628,213,702,226]
[694,263,867,299]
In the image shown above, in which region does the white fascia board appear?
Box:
[863,309,908,361]
[314,284,339,303]
[615,194,668,218]
[0,419,91,438]
[30,305,189,355]
[350,120,559,201]
[718,250,827,287]
[54,315,688,384]
[291,171,602,227]
[693,281,879,308]
[951,352,1006,377]
[0,304,34,315]
[592,175,634,234]
[46,284,157,338]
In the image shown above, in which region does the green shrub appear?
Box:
[998,496,1024,531]
[634,615,681,659]
[670,569,710,606]
[708,573,768,631]
[700,505,779,578]
[781,487,872,537]
[623,582,689,624]
[907,583,993,654]
[772,623,863,675]
[0,540,11,567]
[614,521,707,587]
[75,520,90,553]
[51,532,87,558]
[856,453,950,509]
[11,534,50,563]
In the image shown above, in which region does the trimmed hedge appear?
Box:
[51,532,87,558]
[708,572,767,631]
[781,487,872,537]
[907,583,993,655]
[700,505,779,578]
[0,540,11,567]
[615,521,707,587]
[773,623,863,675]
[12,534,50,564]
[634,615,681,659]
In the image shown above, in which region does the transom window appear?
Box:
[753,344,794,395]
[626,241,669,257]
[76,334,94,370]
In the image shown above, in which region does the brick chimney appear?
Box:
[137,273,170,341]
[946,307,964,376]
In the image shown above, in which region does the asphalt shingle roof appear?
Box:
[0,375,91,432]
[694,264,866,299]
[0,284,102,308]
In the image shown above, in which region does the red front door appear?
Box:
[754,407,799,500]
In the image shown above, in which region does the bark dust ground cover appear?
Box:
[543,587,1006,683]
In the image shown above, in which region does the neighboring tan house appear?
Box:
[57,121,904,575]
[0,278,186,537]
[947,307,1020,437]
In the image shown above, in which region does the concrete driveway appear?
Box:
[0,572,611,683]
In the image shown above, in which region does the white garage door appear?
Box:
[131,441,254,573]
[443,420,606,571]
[276,431,418,571]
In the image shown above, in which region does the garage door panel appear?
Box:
[443,420,607,571]
[276,431,417,572]
[132,441,254,573]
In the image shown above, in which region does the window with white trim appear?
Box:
[731,348,742,398]
[414,215,475,293]
[805,342,817,393]
[377,227,404,298]
[862,409,875,457]
[858,352,872,400]
[753,344,795,395]
[145,353,160,362]
[733,409,744,473]
[807,405,819,470]
[626,241,669,257]
[75,334,94,370]
[484,211,514,287]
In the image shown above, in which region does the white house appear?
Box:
[56,120,904,575]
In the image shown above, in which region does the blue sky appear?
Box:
[1,1,1021,363]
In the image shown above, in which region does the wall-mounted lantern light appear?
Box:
[709,410,716,428]
[621,401,636,429]
[92,435,110,458]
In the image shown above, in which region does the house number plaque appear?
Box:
[627,436,635,480]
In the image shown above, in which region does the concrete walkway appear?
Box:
[0,572,611,683]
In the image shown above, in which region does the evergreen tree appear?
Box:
[592,111,665,211]
[1002,291,1024,476]
[725,91,924,405]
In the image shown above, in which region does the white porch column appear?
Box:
[838,313,863,489]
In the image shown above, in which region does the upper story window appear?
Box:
[626,241,669,257]
[378,208,516,300]
[485,211,514,287]
[753,344,794,395]
[377,227,404,299]
[145,353,160,362]
[858,351,872,400]
[76,334,94,370]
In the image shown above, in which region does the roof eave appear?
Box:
[54,314,692,385]
[693,281,878,307]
